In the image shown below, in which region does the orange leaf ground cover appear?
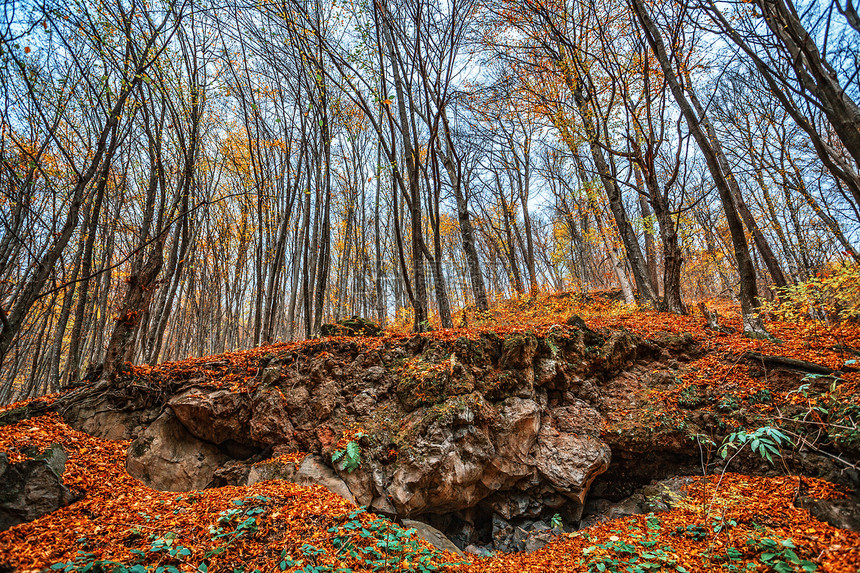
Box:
[1,414,858,572]
[462,473,859,573]
[0,414,461,573]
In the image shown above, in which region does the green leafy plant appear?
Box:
[47,496,272,573]
[332,434,364,473]
[718,426,791,465]
[276,507,467,573]
[747,535,816,573]
[578,519,689,573]
[789,375,860,456]
[550,513,563,529]
[205,496,270,558]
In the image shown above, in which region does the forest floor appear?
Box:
[1,292,859,573]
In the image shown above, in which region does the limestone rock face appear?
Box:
[249,389,294,445]
[116,320,641,548]
[63,394,158,441]
[0,445,74,531]
[126,409,230,491]
[383,395,609,519]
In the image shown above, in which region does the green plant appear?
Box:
[47,496,272,573]
[718,426,791,465]
[281,507,466,572]
[748,389,772,404]
[550,513,563,529]
[332,434,364,473]
[673,524,708,541]
[205,496,270,558]
[790,375,860,456]
[578,519,690,573]
[716,396,740,412]
[747,535,816,573]
[676,385,709,409]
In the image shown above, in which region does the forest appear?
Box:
[1,0,858,401]
[2,1,860,571]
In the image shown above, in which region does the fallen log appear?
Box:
[741,351,857,374]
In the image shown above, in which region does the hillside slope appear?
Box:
[1,293,859,572]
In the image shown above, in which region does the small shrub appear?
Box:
[761,262,860,325]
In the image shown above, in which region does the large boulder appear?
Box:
[797,496,860,532]
[247,454,355,504]
[168,390,253,447]
[0,445,74,531]
[249,388,294,445]
[126,409,230,491]
[402,519,465,557]
[389,423,495,515]
[534,415,611,505]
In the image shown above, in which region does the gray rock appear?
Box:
[402,519,465,557]
[492,513,514,551]
[364,366,386,383]
[250,389,294,445]
[604,493,645,520]
[534,358,561,388]
[335,465,374,506]
[640,477,691,513]
[501,333,538,369]
[464,544,494,556]
[0,445,74,531]
[247,454,355,504]
[126,409,230,491]
[523,530,555,553]
[797,496,860,532]
[210,460,252,487]
[512,526,530,551]
[388,422,495,515]
[65,397,157,441]
[370,495,396,515]
[485,492,538,521]
[169,390,253,446]
[581,477,691,529]
[534,413,611,504]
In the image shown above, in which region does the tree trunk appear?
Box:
[102,240,165,380]
[631,0,766,334]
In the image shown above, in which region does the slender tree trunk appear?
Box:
[631,0,766,333]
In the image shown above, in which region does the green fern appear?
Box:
[332,440,362,473]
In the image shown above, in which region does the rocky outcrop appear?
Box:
[112,319,664,550]
[797,495,860,532]
[126,409,230,491]
[581,476,692,528]
[321,316,383,337]
[0,445,74,531]
[169,390,253,447]
[57,315,814,552]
